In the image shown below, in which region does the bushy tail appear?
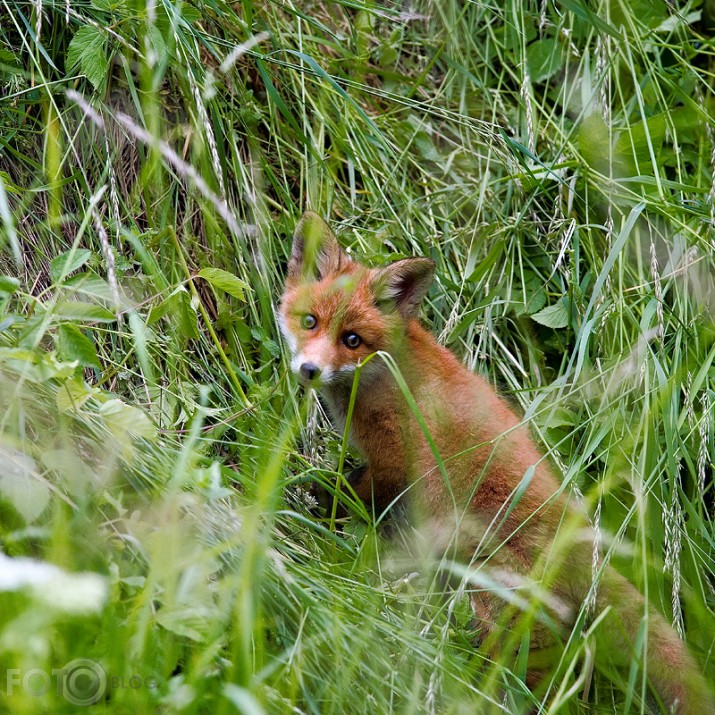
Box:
[595,568,714,714]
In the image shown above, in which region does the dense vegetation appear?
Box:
[1,0,714,712]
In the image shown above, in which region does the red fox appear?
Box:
[279,211,714,713]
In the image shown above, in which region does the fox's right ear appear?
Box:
[288,211,344,280]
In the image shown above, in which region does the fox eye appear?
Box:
[301,314,317,330]
[343,332,362,349]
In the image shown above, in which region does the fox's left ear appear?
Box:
[288,211,345,280]
[372,257,435,319]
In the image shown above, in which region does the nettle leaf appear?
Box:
[57,323,101,369]
[66,26,109,89]
[531,300,569,329]
[197,268,250,301]
[50,249,92,283]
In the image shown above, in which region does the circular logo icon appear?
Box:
[60,658,107,706]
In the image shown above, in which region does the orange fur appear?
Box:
[280,212,714,713]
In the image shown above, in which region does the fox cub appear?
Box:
[279,211,714,713]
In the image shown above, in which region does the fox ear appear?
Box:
[288,211,345,280]
[373,257,435,319]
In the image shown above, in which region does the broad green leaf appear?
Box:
[65,272,111,293]
[99,399,156,440]
[57,323,101,369]
[156,605,221,642]
[52,301,116,323]
[148,286,189,323]
[0,347,40,365]
[147,25,167,64]
[0,446,50,523]
[531,300,569,329]
[180,4,201,23]
[0,352,80,384]
[66,26,109,89]
[40,449,94,496]
[50,249,92,283]
[0,275,20,296]
[38,353,80,381]
[148,288,199,339]
[526,38,562,83]
[197,268,250,301]
[56,376,95,412]
[523,274,547,315]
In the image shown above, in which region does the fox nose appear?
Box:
[299,362,321,382]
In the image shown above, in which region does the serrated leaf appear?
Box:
[531,300,569,329]
[50,249,92,283]
[198,268,250,301]
[84,48,109,90]
[66,26,100,72]
[52,301,116,323]
[147,25,167,64]
[66,26,109,90]
[57,323,101,369]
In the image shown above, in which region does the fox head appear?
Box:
[279,211,434,389]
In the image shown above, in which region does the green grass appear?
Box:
[0,0,714,712]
